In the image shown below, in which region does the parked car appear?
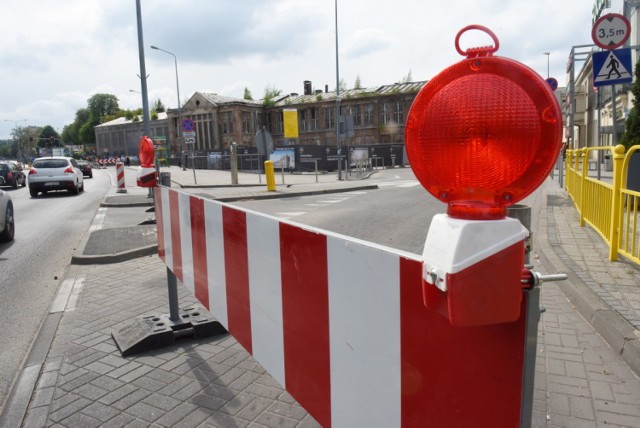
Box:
[0,161,27,188]
[76,160,93,178]
[28,156,84,197]
[0,189,14,242]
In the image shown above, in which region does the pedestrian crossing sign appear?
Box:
[593,48,633,87]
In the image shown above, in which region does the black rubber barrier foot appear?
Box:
[112,306,227,357]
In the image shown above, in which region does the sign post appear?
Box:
[592,13,631,147]
[181,118,197,184]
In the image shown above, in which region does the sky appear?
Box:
[0,0,622,139]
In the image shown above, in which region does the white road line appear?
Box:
[50,275,86,313]
[276,212,308,217]
[89,207,107,232]
[65,275,86,311]
[397,182,421,188]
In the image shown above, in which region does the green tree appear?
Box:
[243,87,253,100]
[399,69,413,84]
[87,94,120,119]
[152,98,166,113]
[620,59,640,150]
[37,125,61,148]
[354,75,362,90]
[263,85,282,107]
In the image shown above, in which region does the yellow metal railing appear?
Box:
[564,144,640,265]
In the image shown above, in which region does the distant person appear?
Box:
[125,157,130,167]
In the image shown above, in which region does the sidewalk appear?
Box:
[2,166,640,427]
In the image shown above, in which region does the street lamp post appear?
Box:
[4,119,27,161]
[544,52,550,79]
[150,45,187,172]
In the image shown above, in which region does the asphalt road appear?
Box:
[232,168,447,255]
[0,169,110,414]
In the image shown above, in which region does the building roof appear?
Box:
[197,92,263,107]
[274,81,428,106]
[95,112,168,128]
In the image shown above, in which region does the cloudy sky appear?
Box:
[0,0,619,139]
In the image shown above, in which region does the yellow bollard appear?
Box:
[264,160,276,191]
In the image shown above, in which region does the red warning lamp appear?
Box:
[406,25,562,220]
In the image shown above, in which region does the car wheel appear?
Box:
[71,182,79,195]
[29,188,38,197]
[80,181,84,192]
[0,201,15,242]
[12,178,18,189]
[88,172,93,178]
[20,177,26,187]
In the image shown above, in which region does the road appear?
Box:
[233,168,446,255]
[0,168,110,414]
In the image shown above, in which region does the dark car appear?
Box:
[0,161,27,188]
[76,160,93,178]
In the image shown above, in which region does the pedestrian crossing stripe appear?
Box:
[593,48,633,87]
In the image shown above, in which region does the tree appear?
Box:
[335,79,347,92]
[263,85,282,107]
[87,94,120,119]
[399,69,413,84]
[354,75,362,90]
[37,125,61,148]
[620,59,640,150]
[243,87,253,100]
[152,98,166,113]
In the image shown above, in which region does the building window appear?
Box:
[310,108,318,130]
[242,112,251,133]
[381,103,390,124]
[222,111,233,134]
[300,109,308,132]
[394,100,403,123]
[364,104,374,126]
[353,105,361,127]
[276,112,283,133]
[325,107,334,129]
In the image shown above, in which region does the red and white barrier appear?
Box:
[116,162,127,193]
[154,186,527,427]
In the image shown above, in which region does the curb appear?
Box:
[71,244,158,265]
[74,184,380,265]
[215,184,379,202]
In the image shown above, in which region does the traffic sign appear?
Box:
[593,48,633,86]
[181,118,195,132]
[546,77,558,91]
[592,13,630,50]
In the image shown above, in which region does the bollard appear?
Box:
[116,162,127,193]
[159,171,171,187]
[264,160,276,191]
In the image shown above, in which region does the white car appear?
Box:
[28,156,84,197]
[0,189,14,242]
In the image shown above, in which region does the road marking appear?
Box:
[397,182,421,188]
[89,207,107,232]
[65,274,86,311]
[276,212,308,218]
[50,275,86,313]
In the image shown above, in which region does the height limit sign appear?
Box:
[592,13,630,50]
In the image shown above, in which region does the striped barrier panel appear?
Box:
[154,186,528,427]
[115,162,127,193]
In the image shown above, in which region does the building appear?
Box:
[94,81,426,162]
[94,112,168,158]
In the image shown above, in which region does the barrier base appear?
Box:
[112,306,227,357]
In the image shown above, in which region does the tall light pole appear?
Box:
[4,118,27,161]
[335,0,342,180]
[150,45,186,171]
[544,52,550,78]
